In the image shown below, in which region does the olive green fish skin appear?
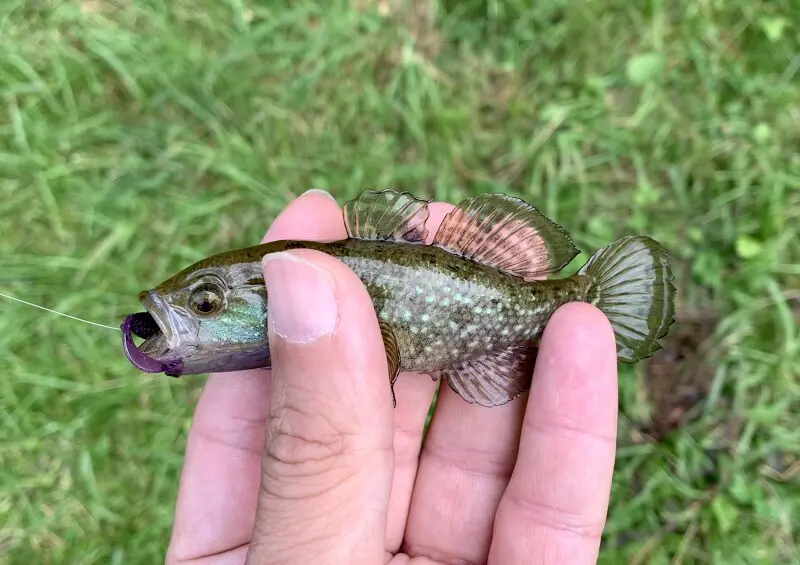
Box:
[324,240,582,372]
[125,190,675,408]
[153,238,586,374]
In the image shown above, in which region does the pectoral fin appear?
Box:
[436,344,538,407]
[379,321,401,408]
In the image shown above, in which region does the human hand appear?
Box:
[164,190,619,565]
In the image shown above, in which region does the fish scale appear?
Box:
[334,240,582,372]
[121,190,676,408]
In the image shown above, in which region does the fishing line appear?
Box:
[0,291,120,331]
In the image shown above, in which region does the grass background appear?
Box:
[1,0,798,563]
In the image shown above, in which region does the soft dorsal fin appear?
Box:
[431,194,579,280]
[343,189,430,243]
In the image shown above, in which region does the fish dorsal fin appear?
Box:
[343,189,430,243]
[437,344,538,407]
[431,194,579,280]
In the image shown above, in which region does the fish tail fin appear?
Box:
[577,235,676,362]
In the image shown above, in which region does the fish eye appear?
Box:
[188,284,224,316]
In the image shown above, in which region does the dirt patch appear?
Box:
[637,308,721,441]
[352,0,443,61]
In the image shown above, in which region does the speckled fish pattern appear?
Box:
[123,190,676,408]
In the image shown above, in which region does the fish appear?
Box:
[121,190,676,407]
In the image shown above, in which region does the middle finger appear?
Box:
[403,388,527,563]
[402,199,528,562]
[384,202,455,551]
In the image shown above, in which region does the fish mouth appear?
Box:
[121,291,184,377]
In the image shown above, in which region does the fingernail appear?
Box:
[300,189,337,203]
[262,252,338,343]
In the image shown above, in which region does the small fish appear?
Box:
[121,190,676,407]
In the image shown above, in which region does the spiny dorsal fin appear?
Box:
[437,344,537,407]
[343,189,430,243]
[431,194,579,280]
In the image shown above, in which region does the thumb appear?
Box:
[245,249,394,565]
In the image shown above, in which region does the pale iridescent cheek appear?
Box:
[198,298,267,345]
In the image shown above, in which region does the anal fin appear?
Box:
[437,344,538,407]
[379,321,401,408]
[343,189,431,243]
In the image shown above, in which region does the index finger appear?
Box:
[488,302,618,565]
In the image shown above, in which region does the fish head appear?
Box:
[121,250,270,377]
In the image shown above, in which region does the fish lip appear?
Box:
[138,291,176,347]
[121,291,184,376]
[121,314,184,375]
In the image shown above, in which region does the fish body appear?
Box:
[122,190,676,407]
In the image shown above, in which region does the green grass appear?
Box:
[1,0,798,563]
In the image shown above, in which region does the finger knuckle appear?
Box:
[509,495,606,540]
[265,396,351,472]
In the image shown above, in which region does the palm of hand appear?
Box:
[164,191,618,565]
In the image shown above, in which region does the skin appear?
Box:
[164,190,619,565]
